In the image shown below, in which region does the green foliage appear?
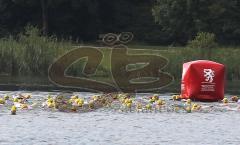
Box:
[1,0,240,44]
[0,25,110,78]
[152,0,240,45]
[188,32,217,49]
[187,32,217,59]
[0,0,159,43]
[152,0,195,44]
[0,25,72,76]
[1,28,240,83]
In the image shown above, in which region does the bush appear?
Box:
[0,25,110,77]
[187,32,218,58]
[188,32,217,49]
[0,25,73,76]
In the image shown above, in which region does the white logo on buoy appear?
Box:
[204,69,215,83]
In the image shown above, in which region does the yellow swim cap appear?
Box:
[172,95,181,101]
[149,98,155,104]
[186,99,192,105]
[13,98,18,102]
[76,98,84,107]
[152,94,159,101]
[89,100,94,109]
[4,95,10,100]
[47,98,54,103]
[20,104,28,109]
[145,104,152,110]
[11,105,17,115]
[75,98,84,105]
[126,103,132,108]
[47,102,54,108]
[136,103,142,110]
[191,104,200,111]
[92,95,100,101]
[185,106,191,113]
[223,98,228,104]
[0,98,5,104]
[156,99,165,106]
[71,95,78,100]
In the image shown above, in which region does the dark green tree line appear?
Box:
[0,0,159,42]
[0,0,240,45]
[152,0,240,45]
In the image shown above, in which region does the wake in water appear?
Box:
[0,92,240,115]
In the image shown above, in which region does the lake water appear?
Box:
[0,91,240,145]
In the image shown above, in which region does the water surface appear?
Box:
[0,91,239,145]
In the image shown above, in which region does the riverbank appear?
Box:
[0,76,240,95]
[1,27,240,93]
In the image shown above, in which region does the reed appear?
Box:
[0,26,240,83]
[0,25,72,76]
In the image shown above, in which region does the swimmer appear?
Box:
[120,97,133,111]
[231,96,238,102]
[54,95,72,111]
[152,94,159,101]
[68,95,78,104]
[148,94,159,104]
[145,104,152,111]
[181,99,192,108]
[13,94,35,110]
[111,93,118,100]
[126,101,133,111]
[191,103,201,111]
[3,95,14,105]
[119,94,130,104]
[186,99,192,105]
[0,98,5,105]
[88,100,95,109]
[91,94,114,107]
[173,106,180,112]
[170,103,187,112]
[13,101,34,110]
[73,98,84,107]
[156,99,165,106]
[136,102,143,112]
[52,94,115,112]
[13,98,18,103]
[155,99,166,111]
[171,95,181,101]
[185,106,192,113]
[149,98,155,104]
[11,105,17,115]
[42,95,59,109]
[4,95,10,100]
[124,98,133,105]
[13,94,31,104]
[222,98,229,105]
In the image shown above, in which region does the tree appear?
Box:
[152,0,240,45]
[41,0,48,35]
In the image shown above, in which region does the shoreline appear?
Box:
[0,82,239,94]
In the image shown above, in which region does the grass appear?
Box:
[0,26,73,76]
[1,26,240,92]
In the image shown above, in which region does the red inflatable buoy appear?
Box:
[181,60,225,102]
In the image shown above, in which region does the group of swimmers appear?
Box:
[0,94,37,115]
[0,93,240,115]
